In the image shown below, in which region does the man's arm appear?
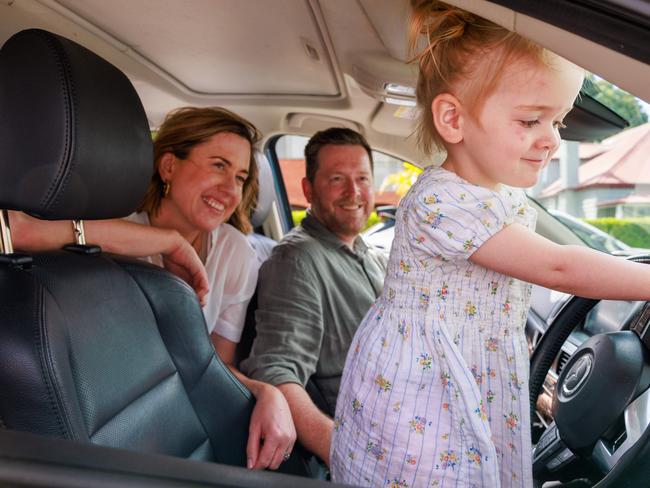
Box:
[277,382,332,466]
[240,248,331,460]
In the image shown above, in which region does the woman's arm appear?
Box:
[9,211,208,302]
[470,222,650,299]
[212,334,296,470]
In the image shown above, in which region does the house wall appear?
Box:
[530,159,560,197]
[538,187,633,218]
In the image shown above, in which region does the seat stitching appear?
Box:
[34,283,71,438]
[127,262,254,398]
[187,436,211,459]
[116,260,253,446]
[35,31,74,211]
[89,368,178,438]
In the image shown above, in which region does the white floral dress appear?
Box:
[331,166,536,488]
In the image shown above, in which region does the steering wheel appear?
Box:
[528,255,650,487]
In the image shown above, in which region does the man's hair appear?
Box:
[304,127,373,182]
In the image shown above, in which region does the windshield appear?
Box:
[547,210,630,253]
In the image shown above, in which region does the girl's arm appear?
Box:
[212,335,296,471]
[8,210,209,302]
[470,222,650,300]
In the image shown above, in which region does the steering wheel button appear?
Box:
[547,456,562,470]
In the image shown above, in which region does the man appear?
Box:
[241,127,387,465]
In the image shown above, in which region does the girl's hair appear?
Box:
[139,106,262,234]
[409,0,548,155]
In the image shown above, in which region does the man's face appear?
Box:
[302,144,374,247]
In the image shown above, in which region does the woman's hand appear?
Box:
[247,383,297,470]
[162,236,209,305]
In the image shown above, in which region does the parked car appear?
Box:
[548,208,650,256]
[1,1,649,487]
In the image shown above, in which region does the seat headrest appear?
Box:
[250,151,275,229]
[0,29,152,220]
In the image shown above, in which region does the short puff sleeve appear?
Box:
[406,181,516,261]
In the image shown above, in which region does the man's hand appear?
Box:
[278,382,333,466]
[162,237,209,305]
[247,383,297,470]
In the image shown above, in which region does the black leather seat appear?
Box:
[0,28,255,466]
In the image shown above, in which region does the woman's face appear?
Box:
[160,131,251,235]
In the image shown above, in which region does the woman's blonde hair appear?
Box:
[139,106,261,234]
[409,0,548,155]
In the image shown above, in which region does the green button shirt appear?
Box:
[240,212,387,416]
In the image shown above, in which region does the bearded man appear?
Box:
[241,127,387,466]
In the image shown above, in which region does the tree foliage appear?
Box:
[584,75,648,128]
[379,162,422,198]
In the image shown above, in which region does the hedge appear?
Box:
[585,217,650,248]
[291,210,381,230]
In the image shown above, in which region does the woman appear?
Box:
[10,106,295,471]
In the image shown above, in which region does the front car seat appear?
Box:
[0,28,255,465]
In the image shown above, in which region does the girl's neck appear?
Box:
[441,157,500,191]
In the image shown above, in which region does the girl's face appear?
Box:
[159,131,251,236]
[450,55,583,190]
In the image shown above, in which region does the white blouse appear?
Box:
[125,212,259,343]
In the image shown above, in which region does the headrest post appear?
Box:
[0,210,13,254]
[72,220,86,246]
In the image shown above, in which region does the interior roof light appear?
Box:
[385,83,416,97]
[385,96,417,107]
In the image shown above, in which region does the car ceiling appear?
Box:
[0,0,647,164]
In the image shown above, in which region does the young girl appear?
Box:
[330,2,650,487]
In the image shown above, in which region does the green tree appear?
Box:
[584,75,648,128]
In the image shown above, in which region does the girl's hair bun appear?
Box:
[407,1,547,155]
[409,0,477,61]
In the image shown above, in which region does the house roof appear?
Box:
[539,123,650,198]
[549,142,609,162]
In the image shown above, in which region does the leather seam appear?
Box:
[120,261,252,399]
[89,369,178,439]
[37,31,74,211]
[117,261,251,451]
[34,284,70,438]
[187,437,211,459]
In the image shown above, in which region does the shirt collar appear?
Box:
[301,210,368,256]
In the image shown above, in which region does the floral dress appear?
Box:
[331,166,536,488]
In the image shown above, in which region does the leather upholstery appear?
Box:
[0,28,255,467]
[0,252,253,464]
[0,29,151,219]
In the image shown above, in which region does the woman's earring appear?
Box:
[162,181,171,198]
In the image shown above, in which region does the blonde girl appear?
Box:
[331,2,650,487]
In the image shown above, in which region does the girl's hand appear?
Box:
[162,237,209,305]
[247,383,297,470]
